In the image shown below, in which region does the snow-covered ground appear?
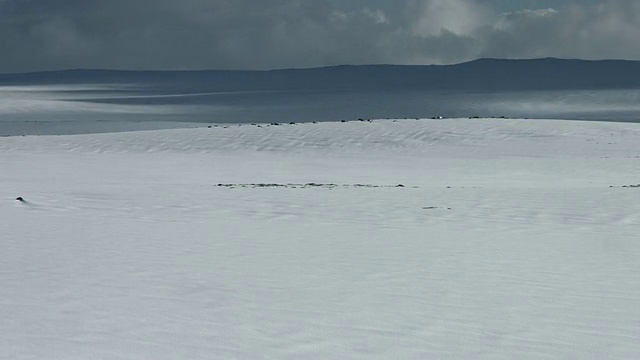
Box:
[2,118,640,359]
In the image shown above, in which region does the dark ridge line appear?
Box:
[2,58,640,91]
[216,183,414,189]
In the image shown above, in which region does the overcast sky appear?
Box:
[0,0,638,72]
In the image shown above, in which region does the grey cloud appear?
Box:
[0,0,639,72]
[479,1,640,60]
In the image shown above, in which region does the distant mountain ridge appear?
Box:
[1,58,640,91]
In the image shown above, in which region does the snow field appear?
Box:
[1,118,640,359]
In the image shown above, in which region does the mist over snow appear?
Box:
[2,57,640,136]
[0,0,639,72]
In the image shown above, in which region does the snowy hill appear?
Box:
[2,118,640,359]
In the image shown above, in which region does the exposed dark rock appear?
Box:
[217,183,414,189]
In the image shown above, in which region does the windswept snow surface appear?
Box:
[1,118,640,359]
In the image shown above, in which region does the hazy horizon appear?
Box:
[2,56,640,74]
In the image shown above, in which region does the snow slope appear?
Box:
[1,118,640,359]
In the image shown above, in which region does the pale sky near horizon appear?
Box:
[0,0,637,72]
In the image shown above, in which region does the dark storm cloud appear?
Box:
[0,0,639,72]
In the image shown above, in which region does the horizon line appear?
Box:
[1,57,639,76]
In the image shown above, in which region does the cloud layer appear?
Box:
[0,0,639,72]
